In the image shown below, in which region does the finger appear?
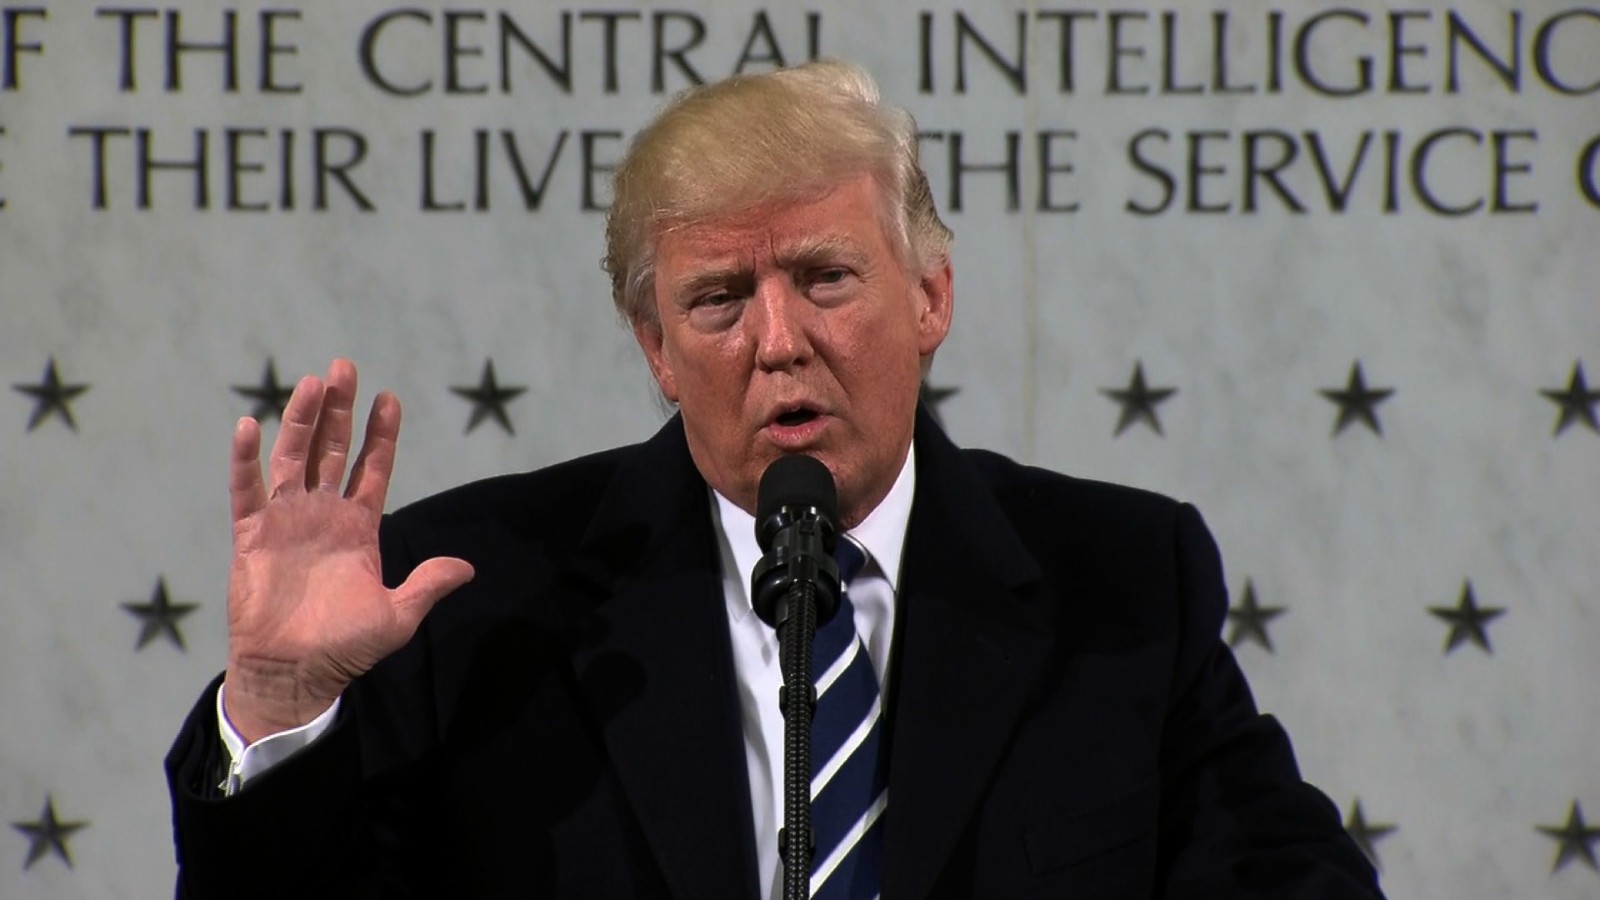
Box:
[305,359,359,492]
[392,557,475,628]
[346,390,402,514]
[230,417,268,522]
[268,375,325,495]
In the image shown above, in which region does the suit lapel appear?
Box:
[551,411,1050,900]
[562,417,761,900]
[882,409,1052,900]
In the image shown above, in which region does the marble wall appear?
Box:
[2,1,1597,896]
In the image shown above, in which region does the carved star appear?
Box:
[1319,361,1394,437]
[1540,361,1600,437]
[121,576,198,651]
[232,358,295,422]
[919,380,959,427]
[12,357,89,432]
[11,795,88,870]
[1428,580,1504,655]
[1537,800,1600,873]
[1343,799,1397,871]
[451,359,526,435]
[1226,579,1285,652]
[1101,361,1177,436]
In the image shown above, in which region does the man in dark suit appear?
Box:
[166,60,1384,898]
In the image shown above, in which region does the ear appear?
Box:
[914,259,954,356]
[633,319,680,403]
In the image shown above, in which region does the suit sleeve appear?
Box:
[165,516,441,900]
[1154,503,1385,899]
[166,682,383,899]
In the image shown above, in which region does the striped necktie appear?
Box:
[808,537,887,899]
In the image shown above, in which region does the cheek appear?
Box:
[855,299,924,367]
[671,341,747,410]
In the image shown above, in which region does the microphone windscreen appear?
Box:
[755,455,837,547]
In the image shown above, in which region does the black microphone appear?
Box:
[751,454,842,632]
[748,453,843,900]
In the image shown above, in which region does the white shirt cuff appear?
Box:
[215,683,340,795]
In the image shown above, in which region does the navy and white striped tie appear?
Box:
[808,537,887,899]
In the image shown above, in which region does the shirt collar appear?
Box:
[713,444,917,619]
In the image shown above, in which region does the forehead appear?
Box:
[654,175,892,272]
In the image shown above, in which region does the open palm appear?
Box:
[223,360,473,743]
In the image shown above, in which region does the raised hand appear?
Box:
[222,360,474,744]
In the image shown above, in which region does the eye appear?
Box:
[686,282,750,311]
[684,288,746,331]
[806,267,858,296]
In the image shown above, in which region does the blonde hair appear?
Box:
[603,59,952,328]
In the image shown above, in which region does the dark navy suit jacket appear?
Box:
[167,410,1383,899]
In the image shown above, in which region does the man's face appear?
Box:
[634,174,953,528]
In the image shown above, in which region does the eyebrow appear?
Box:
[667,234,871,302]
[773,234,868,270]
[671,264,753,302]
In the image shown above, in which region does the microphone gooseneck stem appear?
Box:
[751,454,841,900]
[779,578,819,900]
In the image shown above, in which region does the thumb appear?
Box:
[393,556,475,625]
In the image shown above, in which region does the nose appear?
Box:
[749,278,815,372]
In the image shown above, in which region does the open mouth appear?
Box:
[773,407,820,427]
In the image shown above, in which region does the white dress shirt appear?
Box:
[218,446,917,900]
